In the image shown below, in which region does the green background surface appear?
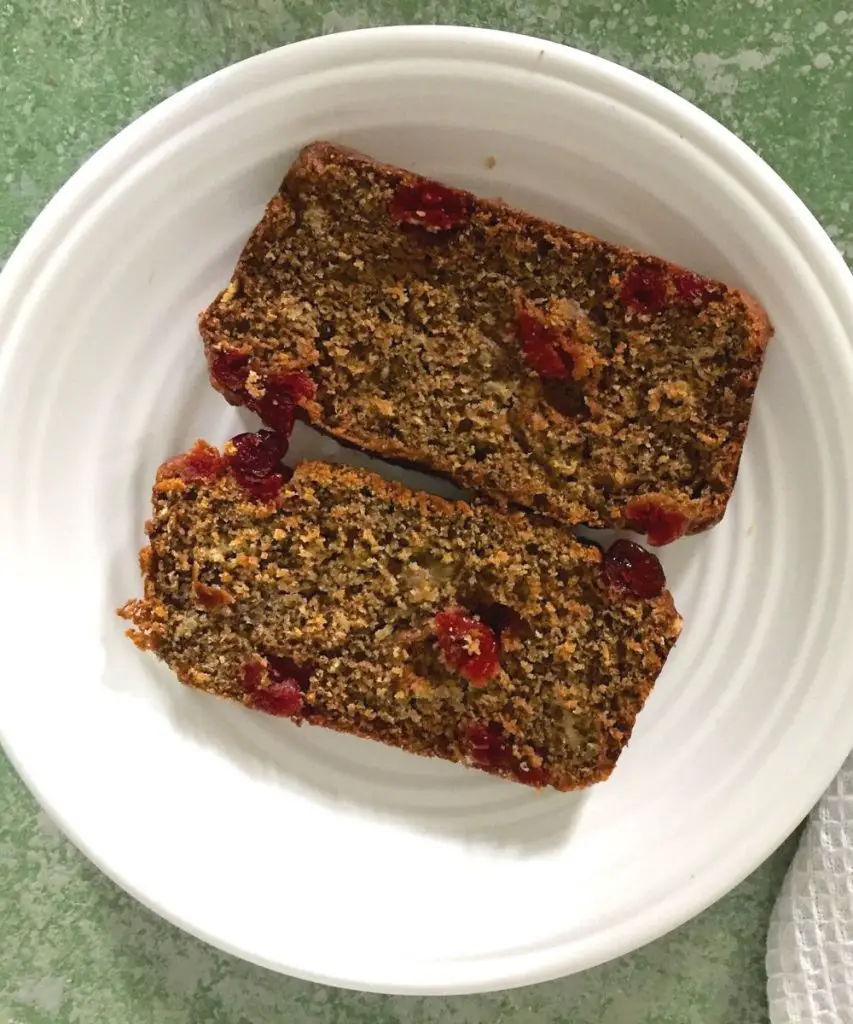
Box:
[1,2,850,1022]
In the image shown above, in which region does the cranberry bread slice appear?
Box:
[198,142,771,546]
[120,440,682,791]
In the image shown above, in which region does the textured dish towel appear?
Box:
[767,751,853,1023]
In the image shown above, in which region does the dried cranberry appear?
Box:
[227,430,288,478]
[619,263,668,315]
[241,655,312,717]
[673,270,717,306]
[625,498,688,546]
[241,660,264,690]
[267,655,312,691]
[210,350,250,393]
[235,470,287,502]
[224,429,290,502]
[248,680,303,717]
[603,539,666,599]
[435,610,500,686]
[250,371,316,435]
[465,722,549,786]
[466,722,493,757]
[516,310,573,380]
[389,180,473,231]
[465,721,512,767]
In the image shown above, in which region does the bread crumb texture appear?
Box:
[121,451,681,790]
[199,142,772,539]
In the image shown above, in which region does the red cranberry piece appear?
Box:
[280,370,316,404]
[619,263,668,315]
[389,180,473,231]
[235,470,287,502]
[435,610,500,686]
[603,539,666,599]
[248,680,303,717]
[267,655,312,691]
[466,722,493,757]
[516,310,573,380]
[251,371,316,435]
[241,660,264,690]
[225,429,292,501]
[241,655,311,717]
[464,722,547,785]
[227,430,288,478]
[625,498,688,546]
[673,270,717,306]
[465,721,512,767]
[210,350,250,393]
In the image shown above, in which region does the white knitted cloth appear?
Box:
[767,752,853,1023]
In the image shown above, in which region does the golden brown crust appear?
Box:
[199,142,772,542]
[121,447,682,791]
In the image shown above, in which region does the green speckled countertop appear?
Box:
[1,2,850,1022]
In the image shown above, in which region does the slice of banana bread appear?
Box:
[120,436,682,790]
[198,142,771,546]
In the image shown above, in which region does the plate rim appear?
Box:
[2,24,853,994]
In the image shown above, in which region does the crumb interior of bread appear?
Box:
[124,462,680,789]
[200,148,764,529]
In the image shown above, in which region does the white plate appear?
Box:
[2,26,853,996]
